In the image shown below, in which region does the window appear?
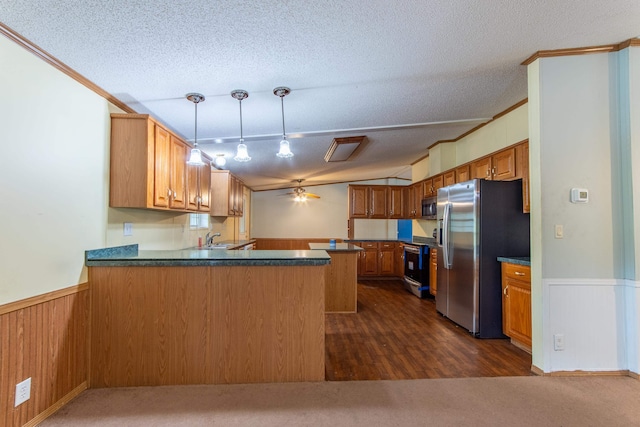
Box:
[189,213,209,229]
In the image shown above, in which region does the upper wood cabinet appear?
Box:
[408,182,422,218]
[187,159,211,212]
[348,185,388,219]
[471,147,516,181]
[443,170,456,187]
[455,164,470,183]
[432,174,444,195]
[110,114,193,212]
[429,248,437,296]
[422,178,434,198]
[387,186,406,219]
[210,170,245,217]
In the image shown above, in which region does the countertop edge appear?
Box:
[497,256,531,267]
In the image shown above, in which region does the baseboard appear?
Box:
[510,339,531,354]
[531,369,632,378]
[24,381,87,427]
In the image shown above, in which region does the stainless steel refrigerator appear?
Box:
[436,179,530,338]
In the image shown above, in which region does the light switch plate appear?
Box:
[554,224,563,239]
[123,222,133,236]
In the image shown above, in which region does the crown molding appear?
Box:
[0,22,136,114]
[522,38,640,66]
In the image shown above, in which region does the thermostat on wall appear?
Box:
[570,188,589,203]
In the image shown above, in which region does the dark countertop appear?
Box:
[202,239,256,249]
[497,256,531,267]
[86,244,331,267]
[308,243,364,251]
[345,237,436,247]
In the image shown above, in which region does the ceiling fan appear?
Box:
[284,180,321,202]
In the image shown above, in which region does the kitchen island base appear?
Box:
[89,265,325,387]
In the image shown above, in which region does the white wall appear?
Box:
[251,178,409,239]
[411,103,529,238]
[0,36,110,304]
[529,49,639,374]
[0,35,231,305]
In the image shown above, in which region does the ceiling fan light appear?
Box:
[277,138,294,158]
[187,148,205,165]
[234,141,251,162]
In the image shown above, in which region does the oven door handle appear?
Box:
[404,246,420,254]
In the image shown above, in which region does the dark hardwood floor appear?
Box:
[325,279,532,381]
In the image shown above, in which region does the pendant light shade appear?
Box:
[185,93,206,166]
[274,86,294,158]
[231,90,251,162]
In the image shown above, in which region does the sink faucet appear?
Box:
[205,232,221,246]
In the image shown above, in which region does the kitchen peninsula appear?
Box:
[86,245,330,387]
[309,242,362,313]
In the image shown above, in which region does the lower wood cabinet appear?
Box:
[353,241,400,277]
[501,262,532,351]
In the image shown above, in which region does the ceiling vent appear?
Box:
[324,136,366,162]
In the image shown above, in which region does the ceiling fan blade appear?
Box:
[305,193,321,199]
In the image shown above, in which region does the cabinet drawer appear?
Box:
[379,242,395,249]
[360,242,379,249]
[503,263,530,282]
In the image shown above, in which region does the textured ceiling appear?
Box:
[2,1,639,190]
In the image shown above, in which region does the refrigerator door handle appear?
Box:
[442,202,452,269]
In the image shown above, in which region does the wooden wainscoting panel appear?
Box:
[211,265,325,384]
[90,267,211,387]
[0,287,89,427]
[255,238,344,250]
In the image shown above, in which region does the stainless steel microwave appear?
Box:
[421,196,437,219]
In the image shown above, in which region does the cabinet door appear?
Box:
[235,178,244,216]
[505,278,532,347]
[388,186,404,218]
[471,157,492,180]
[395,243,405,277]
[349,186,369,218]
[360,248,379,275]
[369,186,388,218]
[432,175,444,194]
[379,245,395,275]
[169,136,187,209]
[228,175,237,216]
[455,164,470,183]
[443,170,455,186]
[153,125,171,208]
[492,147,516,180]
[422,178,433,198]
[199,164,211,212]
[429,249,437,296]
[186,163,200,211]
[410,183,422,217]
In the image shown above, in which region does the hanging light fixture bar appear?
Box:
[274,86,294,158]
[231,89,251,162]
[185,93,206,166]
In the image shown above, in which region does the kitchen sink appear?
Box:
[194,244,233,250]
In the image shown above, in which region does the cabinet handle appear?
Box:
[503,286,509,296]
[515,271,525,276]
[167,188,172,197]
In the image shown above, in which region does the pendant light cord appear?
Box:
[239,99,244,141]
[194,100,198,147]
[280,95,286,139]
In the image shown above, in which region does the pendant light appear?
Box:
[185,93,206,166]
[274,86,294,158]
[231,90,251,162]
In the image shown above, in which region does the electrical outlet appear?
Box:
[553,334,565,351]
[15,377,31,407]
[123,222,133,236]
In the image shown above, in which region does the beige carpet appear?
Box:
[40,376,640,426]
